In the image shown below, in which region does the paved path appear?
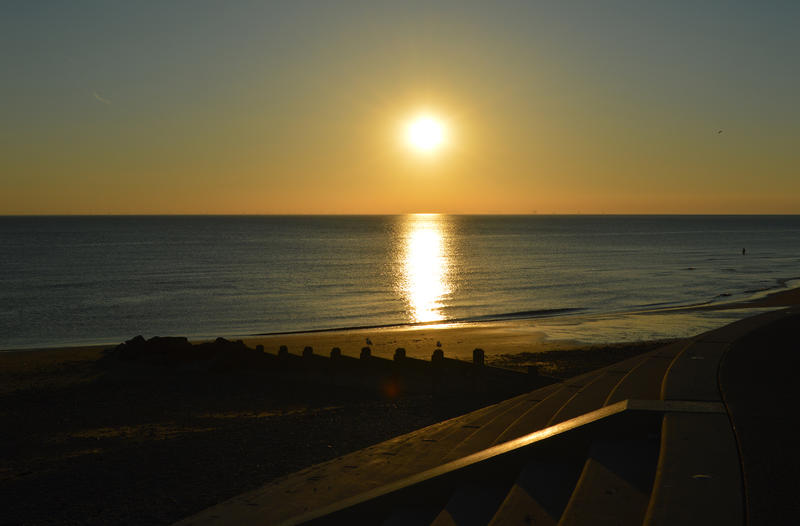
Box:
[719,306,800,526]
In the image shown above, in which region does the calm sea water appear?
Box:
[1,215,799,350]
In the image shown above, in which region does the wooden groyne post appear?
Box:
[473,348,485,366]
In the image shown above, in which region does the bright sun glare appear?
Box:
[404,114,447,154]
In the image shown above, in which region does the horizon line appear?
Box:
[2,213,799,217]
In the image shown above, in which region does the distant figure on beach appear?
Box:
[366,337,372,346]
[742,248,746,256]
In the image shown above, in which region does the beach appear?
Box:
[2,288,798,525]
[241,283,800,363]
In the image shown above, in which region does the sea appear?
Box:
[1,215,799,350]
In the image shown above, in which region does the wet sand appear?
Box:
[690,283,800,310]
[238,284,800,361]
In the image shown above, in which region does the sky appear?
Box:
[2,1,799,215]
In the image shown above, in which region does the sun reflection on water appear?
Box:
[398,214,452,323]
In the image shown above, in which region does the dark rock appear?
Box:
[106,334,273,371]
[148,336,191,350]
[126,335,146,347]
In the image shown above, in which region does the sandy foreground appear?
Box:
[1,287,798,525]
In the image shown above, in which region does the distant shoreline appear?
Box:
[249,281,800,337]
[3,284,799,355]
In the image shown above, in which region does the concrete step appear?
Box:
[557,436,659,526]
[488,456,586,526]
[643,412,743,526]
[548,362,639,426]
[661,340,731,401]
[440,383,573,463]
[642,320,744,526]
[488,371,605,447]
[405,382,564,451]
[604,341,687,405]
[429,483,510,526]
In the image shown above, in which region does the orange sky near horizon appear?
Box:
[2,2,799,215]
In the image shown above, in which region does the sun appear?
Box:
[404,114,447,154]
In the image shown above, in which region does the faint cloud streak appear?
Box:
[93,91,111,105]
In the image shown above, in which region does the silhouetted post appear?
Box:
[255,344,264,353]
[330,347,341,360]
[431,349,444,397]
[303,346,313,359]
[394,348,406,362]
[473,348,485,366]
[278,345,289,358]
[360,346,372,360]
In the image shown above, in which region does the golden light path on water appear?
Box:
[398,214,453,323]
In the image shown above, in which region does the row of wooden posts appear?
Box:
[253,344,486,366]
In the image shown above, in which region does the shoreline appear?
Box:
[4,284,799,358]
